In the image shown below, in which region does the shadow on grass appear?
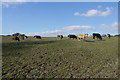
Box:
[84,39,106,42]
[101,39,106,41]
[85,40,95,42]
[95,39,106,41]
[2,40,57,57]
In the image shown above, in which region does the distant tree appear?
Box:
[7,35,11,36]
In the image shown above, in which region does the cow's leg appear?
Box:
[83,38,86,41]
[93,36,95,40]
[17,38,20,42]
[100,37,102,40]
[78,38,80,41]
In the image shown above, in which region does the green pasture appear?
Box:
[2,36,118,78]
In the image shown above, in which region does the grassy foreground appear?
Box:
[2,36,118,78]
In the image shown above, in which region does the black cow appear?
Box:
[93,33,102,40]
[25,36,28,39]
[106,34,111,39]
[68,35,77,39]
[34,36,42,39]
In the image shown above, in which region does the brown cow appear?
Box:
[76,34,88,40]
[68,35,77,39]
[20,35,28,40]
[20,35,25,40]
[11,36,20,42]
[57,35,63,39]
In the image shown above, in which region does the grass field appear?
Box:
[2,36,118,78]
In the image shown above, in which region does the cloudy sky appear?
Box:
[2,2,118,36]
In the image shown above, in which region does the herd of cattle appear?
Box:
[12,35,28,42]
[11,33,111,42]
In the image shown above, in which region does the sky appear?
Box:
[2,0,120,2]
[2,2,118,36]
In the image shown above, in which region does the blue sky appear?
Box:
[2,2,118,36]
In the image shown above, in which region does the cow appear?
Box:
[76,34,88,40]
[93,33,102,40]
[68,35,77,39]
[25,36,28,39]
[20,35,25,40]
[106,34,111,39]
[11,36,20,42]
[57,35,63,39]
[114,35,120,37]
[34,36,42,39]
[19,35,28,41]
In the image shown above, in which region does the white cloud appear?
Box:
[28,25,95,36]
[111,22,118,31]
[74,7,112,17]
[63,25,95,31]
[100,24,109,28]
[38,30,62,35]
[112,22,118,27]
[74,12,81,16]
[28,30,62,35]
[100,22,118,32]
